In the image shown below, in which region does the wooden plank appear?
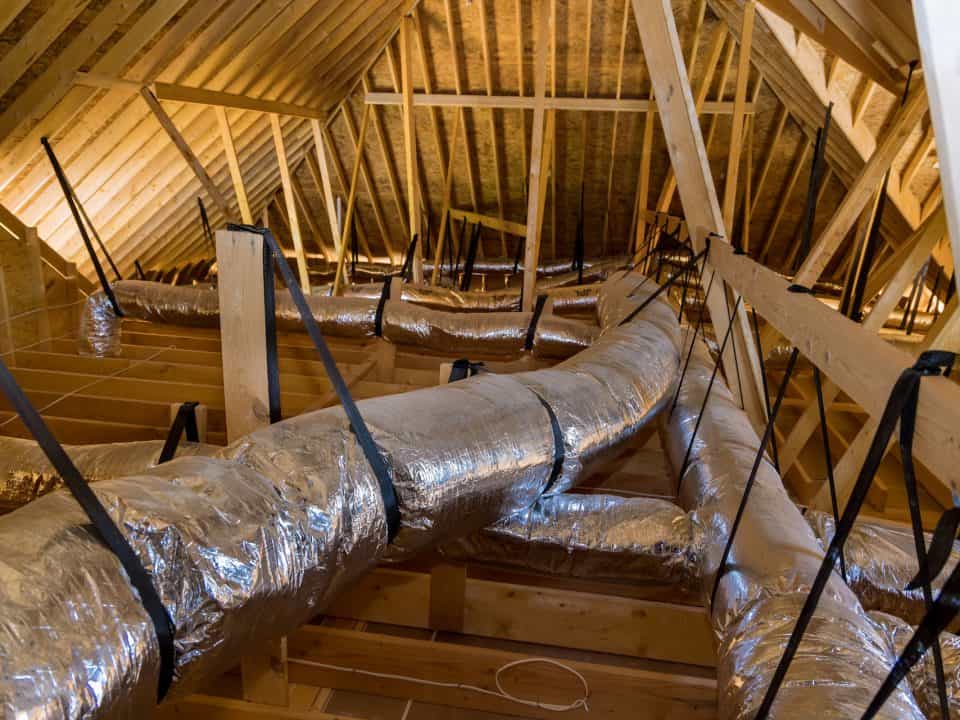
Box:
[364,91,754,114]
[215,228,289,705]
[521,0,551,312]
[448,208,526,237]
[140,88,230,214]
[288,626,717,720]
[709,238,960,499]
[722,0,757,234]
[308,120,341,255]
[431,110,461,285]
[270,114,312,291]
[915,3,960,304]
[476,0,508,255]
[160,693,348,720]
[334,105,372,294]
[214,107,252,224]
[327,568,715,667]
[633,0,768,432]
[429,563,467,633]
[152,80,326,119]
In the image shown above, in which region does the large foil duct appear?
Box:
[806,509,960,624]
[442,492,700,600]
[666,342,923,719]
[0,436,217,511]
[302,255,626,280]
[1,272,680,719]
[80,281,598,359]
[871,611,960,719]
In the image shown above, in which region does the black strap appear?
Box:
[756,350,956,719]
[228,224,401,541]
[460,223,481,291]
[134,259,147,281]
[399,235,418,282]
[527,388,565,495]
[524,295,548,351]
[41,136,124,317]
[676,295,743,494]
[262,239,282,424]
[198,197,215,252]
[0,356,175,699]
[454,218,467,278]
[793,103,832,273]
[710,347,799,609]
[620,243,709,327]
[159,401,200,464]
[374,276,392,338]
[448,358,485,383]
[812,366,845,581]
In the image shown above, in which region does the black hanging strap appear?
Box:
[750,307,780,471]
[399,235,419,282]
[620,243,709,327]
[0,356,175,699]
[676,295,743,494]
[134,260,147,281]
[228,224,401,541]
[526,388,565,495]
[158,401,200,464]
[41,136,124,317]
[755,349,956,719]
[793,103,833,273]
[670,268,718,419]
[448,358,485,382]
[709,347,799,609]
[460,222,481,291]
[374,276,393,338]
[197,197,215,252]
[524,294,549,351]
[812,365,845,581]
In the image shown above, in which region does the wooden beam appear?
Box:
[601,0,632,254]
[215,228,289,706]
[270,114,311,291]
[901,125,935,191]
[432,111,462,285]
[308,120,341,255]
[758,138,812,263]
[362,75,411,241]
[140,88,229,215]
[449,208,526,238]
[288,626,717,719]
[722,0,756,234]
[710,238,960,500]
[364,91,754,114]
[400,15,423,282]
[521,0,551,312]
[915,3,960,295]
[792,83,928,287]
[632,103,656,259]
[476,0,508,255]
[634,0,768,432]
[750,104,788,214]
[214,107,252,224]
[318,124,374,260]
[334,105,371,295]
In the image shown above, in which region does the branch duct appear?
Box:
[1,273,680,719]
[80,281,600,359]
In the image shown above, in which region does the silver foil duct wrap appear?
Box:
[442,493,700,599]
[806,509,960,624]
[666,342,923,719]
[80,281,598,360]
[3,272,680,719]
[0,436,216,510]
[870,611,960,720]
[344,281,602,313]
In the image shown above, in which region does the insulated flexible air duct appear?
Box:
[80,281,599,359]
[1,272,679,719]
[667,342,923,719]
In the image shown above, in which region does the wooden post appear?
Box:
[721,0,755,235]
[521,0,551,312]
[400,15,423,284]
[270,114,311,293]
[915,3,960,297]
[215,227,289,706]
[214,106,252,224]
[334,105,372,295]
[632,0,768,432]
[431,111,461,285]
[309,120,341,256]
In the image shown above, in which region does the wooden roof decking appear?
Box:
[0,0,943,286]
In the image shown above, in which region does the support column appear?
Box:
[401,15,423,284]
[631,0,767,431]
[216,228,289,706]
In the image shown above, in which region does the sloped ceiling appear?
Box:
[0,0,941,283]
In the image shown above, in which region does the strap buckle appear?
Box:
[914,350,956,377]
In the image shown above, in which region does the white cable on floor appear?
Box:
[288,655,591,713]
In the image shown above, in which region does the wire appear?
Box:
[287,655,591,713]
